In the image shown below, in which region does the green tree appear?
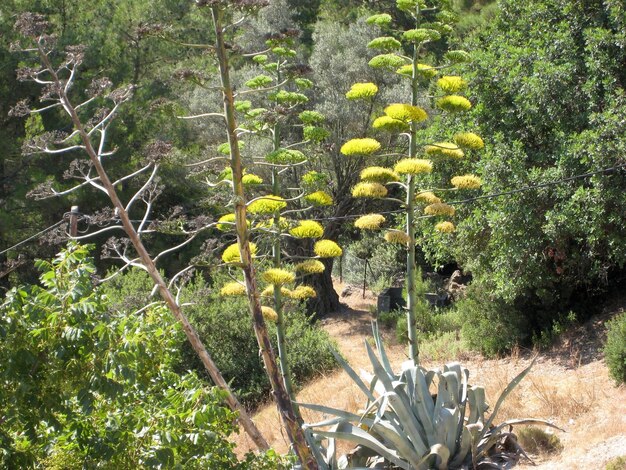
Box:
[0,244,241,468]
[424,0,626,339]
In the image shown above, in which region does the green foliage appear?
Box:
[604,312,626,385]
[0,244,240,468]
[426,0,626,325]
[105,270,337,407]
[606,456,626,470]
[455,284,530,357]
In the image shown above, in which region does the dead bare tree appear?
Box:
[10,12,269,451]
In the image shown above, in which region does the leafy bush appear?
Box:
[604,312,626,385]
[456,284,530,357]
[0,245,241,468]
[104,269,337,407]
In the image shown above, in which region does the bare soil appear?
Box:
[234,281,626,469]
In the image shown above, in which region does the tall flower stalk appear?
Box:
[343,1,484,362]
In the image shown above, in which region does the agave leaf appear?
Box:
[303,427,330,470]
[468,386,487,424]
[425,368,437,388]
[365,340,395,391]
[442,371,460,406]
[361,368,386,397]
[326,432,337,468]
[444,362,464,399]
[431,443,451,470]
[453,366,470,456]
[408,366,436,437]
[330,346,376,402]
[372,320,395,377]
[385,391,429,455]
[481,357,536,439]
[314,421,411,470]
[370,420,424,467]
[298,402,364,425]
[449,426,472,467]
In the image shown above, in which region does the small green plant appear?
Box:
[606,456,626,470]
[300,322,560,469]
[516,426,563,455]
[604,312,626,385]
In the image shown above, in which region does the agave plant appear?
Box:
[300,323,561,469]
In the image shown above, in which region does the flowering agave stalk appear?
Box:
[341,0,485,362]
[213,27,337,419]
[185,2,340,467]
[299,323,562,469]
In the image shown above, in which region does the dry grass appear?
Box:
[233,280,626,469]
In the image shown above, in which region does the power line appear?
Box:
[4,162,622,253]
[0,220,65,256]
[448,163,626,207]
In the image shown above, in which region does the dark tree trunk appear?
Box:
[307,258,340,317]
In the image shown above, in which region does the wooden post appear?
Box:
[69,205,79,237]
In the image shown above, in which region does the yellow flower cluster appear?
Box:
[220,282,246,296]
[340,138,381,156]
[384,230,410,245]
[360,166,400,183]
[314,240,343,258]
[384,103,428,122]
[424,203,455,217]
[290,285,317,300]
[261,306,278,322]
[304,191,333,206]
[454,132,485,150]
[217,213,236,231]
[397,63,437,79]
[261,268,296,286]
[261,286,292,297]
[415,191,441,204]
[294,259,326,274]
[372,115,408,132]
[435,221,455,233]
[437,76,467,93]
[242,174,263,185]
[247,195,287,214]
[367,36,402,51]
[222,242,258,263]
[352,182,388,198]
[403,28,441,43]
[394,158,433,175]
[354,214,386,230]
[424,142,464,159]
[255,217,289,231]
[346,82,379,100]
[436,95,472,112]
[451,174,482,190]
[265,148,307,165]
[369,54,407,69]
[289,220,324,238]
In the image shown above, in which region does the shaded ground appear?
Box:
[234,281,626,469]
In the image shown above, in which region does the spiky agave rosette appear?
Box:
[299,323,563,469]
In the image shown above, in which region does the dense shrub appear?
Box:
[103,269,337,407]
[0,245,242,468]
[456,284,530,357]
[604,312,626,385]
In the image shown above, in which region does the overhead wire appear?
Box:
[2,162,624,253]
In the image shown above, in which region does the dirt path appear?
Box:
[234,282,626,469]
